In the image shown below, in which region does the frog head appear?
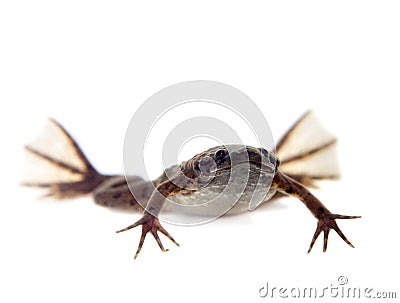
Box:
[180,145,279,184]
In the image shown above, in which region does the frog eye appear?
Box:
[261,148,269,157]
[214,149,226,161]
[194,163,201,174]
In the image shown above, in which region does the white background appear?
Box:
[1,1,399,302]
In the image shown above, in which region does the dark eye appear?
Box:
[194,163,201,174]
[261,148,269,157]
[214,149,226,161]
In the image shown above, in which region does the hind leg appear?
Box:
[23,144,113,199]
[93,176,153,211]
[22,118,113,199]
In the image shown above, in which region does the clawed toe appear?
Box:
[116,214,179,259]
[307,213,360,253]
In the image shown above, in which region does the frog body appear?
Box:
[23,111,360,259]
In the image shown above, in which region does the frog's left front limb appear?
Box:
[272,171,360,252]
[116,178,185,259]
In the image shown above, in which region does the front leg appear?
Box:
[272,171,360,252]
[116,211,179,259]
[116,179,184,259]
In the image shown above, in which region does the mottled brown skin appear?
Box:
[24,113,360,259]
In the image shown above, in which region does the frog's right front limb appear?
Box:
[116,178,185,259]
